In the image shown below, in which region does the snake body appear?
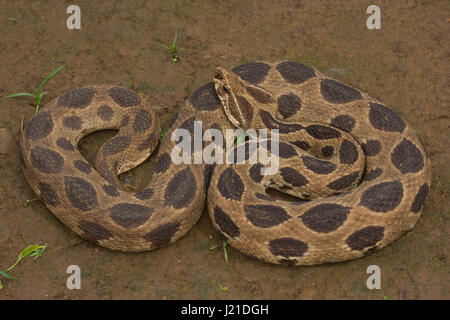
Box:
[20,62,431,265]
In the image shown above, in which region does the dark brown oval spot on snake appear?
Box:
[320,79,362,103]
[110,203,154,228]
[103,184,119,197]
[244,205,290,228]
[327,171,360,190]
[410,183,429,213]
[25,111,53,141]
[236,95,254,123]
[232,62,271,84]
[213,206,240,238]
[73,159,91,174]
[391,139,424,174]
[306,125,341,140]
[301,203,351,233]
[269,238,308,258]
[102,135,131,155]
[361,140,382,156]
[330,115,356,132]
[30,146,64,174]
[164,167,196,209]
[249,163,264,183]
[132,108,153,133]
[64,176,98,211]
[359,180,404,212]
[57,87,96,109]
[135,188,154,200]
[321,146,334,158]
[368,103,406,133]
[189,82,221,111]
[62,116,82,130]
[292,140,310,151]
[277,93,302,119]
[143,222,181,246]
[259,110,303,133]
[97,104,114,121]
[246,85,275,104]
[276,62,315,84]
[38,182,59,206]
[302,156,336,174]
[217,167,245,201]
[120,115,130,127]
[365,168,383,181]
[280,167,308,187]
[78,221,112,241]
[154,152,171,174]
[108,87,141,107]
[262,141,298,159]
[56,137,74,151]
[339,140,359,164]
[346,226,384,251]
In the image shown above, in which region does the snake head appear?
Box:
[214,66,252,129]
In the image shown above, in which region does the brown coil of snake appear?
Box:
[20,61,431,265]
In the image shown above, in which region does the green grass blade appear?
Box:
[6,92,34,98]
[6,244,47,271]
[0,269,17,280]
[172,30,178,49]
[37,65,64,92]
[223,239,229,262]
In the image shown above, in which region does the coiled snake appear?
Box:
[20,62,431,265]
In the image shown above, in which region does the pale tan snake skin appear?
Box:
[20,62,431,265]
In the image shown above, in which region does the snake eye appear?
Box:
[223,85,229,93]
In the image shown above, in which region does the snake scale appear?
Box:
[20,62,431,265]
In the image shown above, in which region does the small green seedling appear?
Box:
[210,239,229,263]
[218,283,228,292]
[6,65,64,113]
[0,244,46,289]
[8,17,16,23]
[23,198,39,207]
[158,31,182,62]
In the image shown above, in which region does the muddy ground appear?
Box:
[0,0,448,299]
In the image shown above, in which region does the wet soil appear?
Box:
[0,0,448,299]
